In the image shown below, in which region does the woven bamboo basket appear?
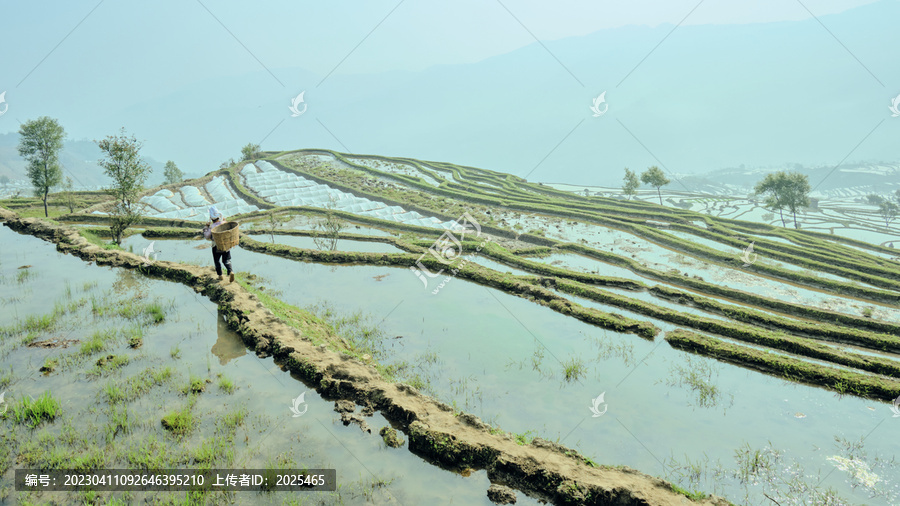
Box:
[211,221,240,252]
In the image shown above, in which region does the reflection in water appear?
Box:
[211,311,247,365]
[112,268,148,296]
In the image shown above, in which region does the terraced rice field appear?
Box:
[4,149,900,505]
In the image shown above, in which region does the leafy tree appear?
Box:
[784,173,812,229]
[96,129,152,244]
[878,201,898,228]
[865,194,884,206]
[753,171,810,229]
[17,117,66,217]
[220,158,235,170]
[163,160,183,185]
[622,168,639,200]
[0,175,9,186]
[240,143,261,161]
[640,166,669,205]
[894,189,900,206]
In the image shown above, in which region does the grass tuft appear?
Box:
[217,375,235,394]
[10,391,60,428]
[181,375,207,395]
[562,356,587,382]
[161,404,195,437]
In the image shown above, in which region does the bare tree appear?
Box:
[313,196,346,251]
[62,176,77,214]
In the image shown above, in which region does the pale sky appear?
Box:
[1,0,893,181]
[3,0,883,83]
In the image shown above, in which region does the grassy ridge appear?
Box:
[665,330,900,401]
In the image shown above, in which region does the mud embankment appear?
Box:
[0,208,730,506]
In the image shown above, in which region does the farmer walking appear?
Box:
[204,206,235,283]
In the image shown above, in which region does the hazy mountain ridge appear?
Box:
[93,0,898,184]
[2,0,898,189]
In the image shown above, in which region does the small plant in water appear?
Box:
[79,329,115,356]
[11,391,60,428]
[16,268,34,284]
[161,404,195,436]
[0,367,13,389]
[181,375,207,395]
[127,324,143,348]
[40,357,58,374]
[217,374,235,394]
[562,356,587,382]
[663,355,733,409]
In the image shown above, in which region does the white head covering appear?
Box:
[209,206,222,220]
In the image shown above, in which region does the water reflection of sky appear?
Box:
[7,225,899,504]
[0,226,543,506]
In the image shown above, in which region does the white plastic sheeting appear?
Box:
[180,186,209,208]
[139,176,260,220]
[168,191,187,208]
[205,178,236,203]
[255,160,280,172]
[142,195,180,213]
[241,163,258,177]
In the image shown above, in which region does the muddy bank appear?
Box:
[0,208,729,506]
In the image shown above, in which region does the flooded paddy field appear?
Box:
[525,248,899,324]
[5,149,900,505]
[249,235,900,504]
[546,184,900,246]
[37,221,898,504]
[0,226,548,506]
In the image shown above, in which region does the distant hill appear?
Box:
[2,1,897,188]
